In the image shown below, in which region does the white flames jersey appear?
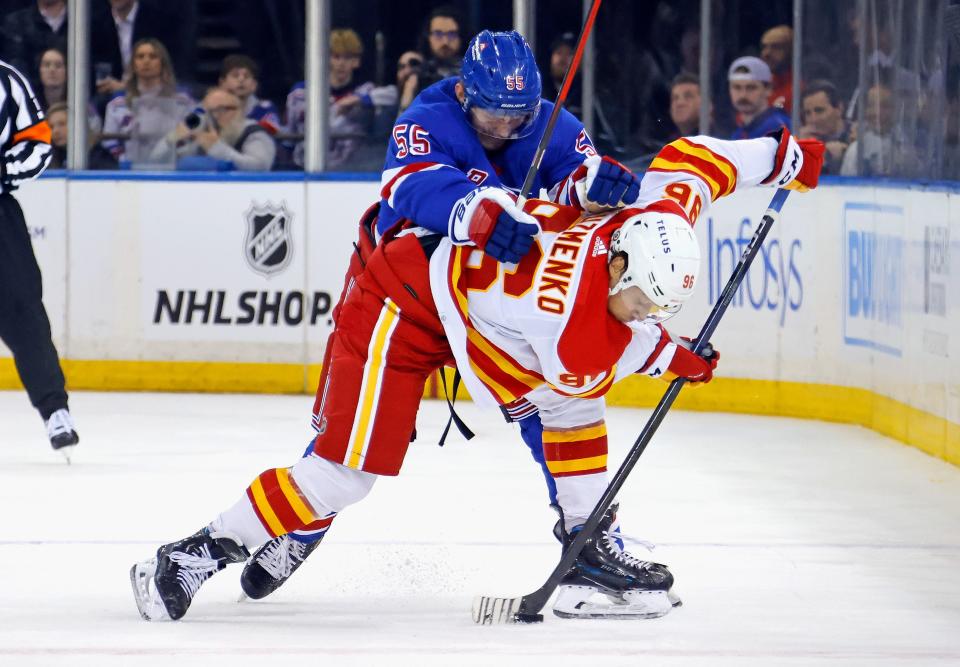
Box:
[429,135,780,408]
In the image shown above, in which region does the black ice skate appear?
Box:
[239,534,322,600]
[552,503,680,619]
[130,527,249,621]
[45,408,79,462]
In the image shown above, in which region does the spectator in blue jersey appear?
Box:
[283,28,394,170]
[727,56,791,139]
[218,54,280,135]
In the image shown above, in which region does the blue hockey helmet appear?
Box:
[460,30,542,140]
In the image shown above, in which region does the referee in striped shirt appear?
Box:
[1,58,78,458]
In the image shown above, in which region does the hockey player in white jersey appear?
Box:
[130,130,824,622]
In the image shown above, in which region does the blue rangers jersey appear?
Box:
[377,77,597,236]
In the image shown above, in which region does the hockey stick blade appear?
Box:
[471,594,543,625]
[472,189,791,625]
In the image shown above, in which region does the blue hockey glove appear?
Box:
[449,188,540,264]
[572,155,640,211]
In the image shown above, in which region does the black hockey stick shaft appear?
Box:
[512,188,792,620]
[516,0,602,208]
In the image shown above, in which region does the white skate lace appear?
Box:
[45,409,75,438]
[256,537,309,581]
[602,531,657,570]
[169,545,220,598]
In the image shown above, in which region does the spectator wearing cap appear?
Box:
[219,54,280,134]
[760,25,793,110]
[797,79,852,174]
[728,56,790,139]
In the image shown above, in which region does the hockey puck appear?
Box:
[513,613,544,624]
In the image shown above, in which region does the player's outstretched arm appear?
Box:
[640,132,825,225]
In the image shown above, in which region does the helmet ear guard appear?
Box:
[608,210,701,322]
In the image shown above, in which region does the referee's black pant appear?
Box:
[0,193,68,420]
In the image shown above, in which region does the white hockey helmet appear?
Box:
[609,209,700,322]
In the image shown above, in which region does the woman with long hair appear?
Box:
[35,47,67,110]
[101,38,194,165]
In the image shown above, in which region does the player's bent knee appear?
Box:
[291,453,378,516]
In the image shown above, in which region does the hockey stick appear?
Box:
[473,188,792,624]
[516,0,602,208]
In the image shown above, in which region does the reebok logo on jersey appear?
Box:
[592,236,608,257]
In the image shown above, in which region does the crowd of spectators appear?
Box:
[1,0,956,179]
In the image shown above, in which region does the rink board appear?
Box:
[1,175,957,464]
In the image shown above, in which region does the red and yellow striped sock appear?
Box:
[542,421,608,477]
[245,467,319,538]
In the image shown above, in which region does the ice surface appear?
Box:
[2,390,959,666]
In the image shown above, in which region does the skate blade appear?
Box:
[130,558,169,621]
[552,585,673,620]
[55,444,77,464]
[668,589,683,608]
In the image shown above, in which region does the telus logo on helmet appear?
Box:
[505,75,525,90]
[656,220,671,253]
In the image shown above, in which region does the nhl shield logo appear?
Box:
[244,201,293,277]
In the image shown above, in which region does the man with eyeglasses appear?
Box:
[408,5,465,101]
[154,87,275,170]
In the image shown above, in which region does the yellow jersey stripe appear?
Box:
[649,156,722,199]
[676,138,738,194]
[347,299,400,468]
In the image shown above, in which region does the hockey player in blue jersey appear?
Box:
[237,30,666,618]
[377,29,641,506]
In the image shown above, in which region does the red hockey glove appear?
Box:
[664,337,719,384]
[450,188,540,264]
[763,127,825,193]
